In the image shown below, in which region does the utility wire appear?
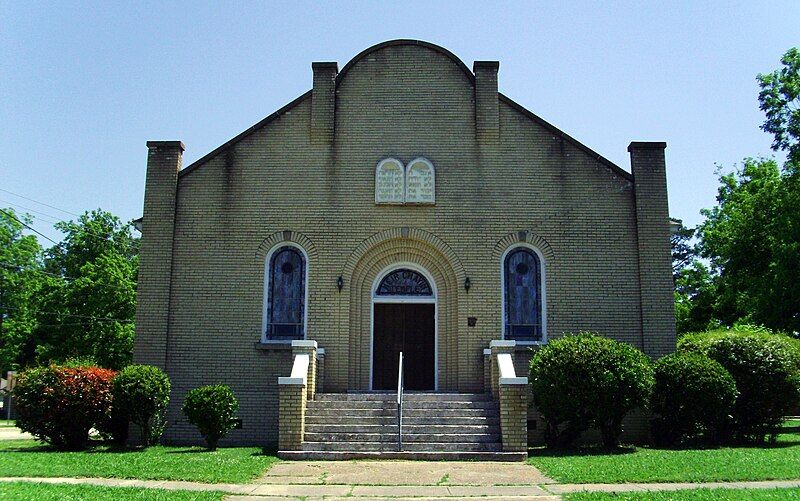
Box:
[1,305,133,324]
[0,199,63,224]
[0,262,136,293]
[0,208,60,246]
[0,187,81,217]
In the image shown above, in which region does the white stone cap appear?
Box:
[483,348,491,356]
[279,353,309,385]
[489,340,516,348]
[500,376,528,385]
[317,348,326,356]
[292,339,318,349]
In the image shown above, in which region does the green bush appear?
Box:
[112,364,171,446]
[679,330,800,442]
[13,365,116,450]
[529,333,654,448]
[182,384,239,451]
[650,352,738,445]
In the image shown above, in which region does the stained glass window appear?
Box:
[504,248,542,342]
[376,269,433,296]
[267,246,305,340]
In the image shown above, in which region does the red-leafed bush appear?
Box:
[14,364,116,450]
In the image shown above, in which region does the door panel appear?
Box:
[372,303,435,391]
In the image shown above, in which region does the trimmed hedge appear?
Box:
[679,330,800,442]
[14,365,116,450]
[182,385,239,451]
[651,352,738,445]
[112,364,171,446]
[529,332,654,448]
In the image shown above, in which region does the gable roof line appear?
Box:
[178,90,312,178]
[498,93,632,182]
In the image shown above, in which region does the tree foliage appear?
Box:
[0,208,138,373]
[758,47,800,166]
[0,209,43,373]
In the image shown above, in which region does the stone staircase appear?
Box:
[278,392,526,461]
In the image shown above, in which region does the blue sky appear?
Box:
[2,1,797,243]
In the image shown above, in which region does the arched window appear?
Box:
[265,246,306,340]
[503,247,543,342]
[376,268,433,297]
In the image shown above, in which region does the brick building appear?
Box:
[135,40,675,457]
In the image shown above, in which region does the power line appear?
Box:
[1,305,133,324]
[0,199,63,224]
[0,188,81,217]
[0,262,136,293]
[0,208,60,246]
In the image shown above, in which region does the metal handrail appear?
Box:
[396,351,404,452]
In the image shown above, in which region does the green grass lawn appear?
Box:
[0,440,279,484]
[0,482,224,500]
[529,431,800,484]
[567,488,800,500]
[0,419,15,427]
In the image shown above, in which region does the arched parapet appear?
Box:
[341,227,466,284]
[255,230,318,265]
[492,230,555,263]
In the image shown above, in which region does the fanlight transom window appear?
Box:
[266,246,306,340]
[376,269,433,297]
[503,247,543,342]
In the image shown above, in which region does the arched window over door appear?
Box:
[503,247,544,342]
[265,246,306,340]
[376,268,434,297]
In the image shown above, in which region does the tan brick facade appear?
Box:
[133,40,675,446]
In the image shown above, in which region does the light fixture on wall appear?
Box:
[464,277,471,292]
[336,276,344,291]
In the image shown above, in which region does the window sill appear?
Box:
[253,341,293,351]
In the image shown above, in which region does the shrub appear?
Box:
[182,384,239,451]
[529,332,654,448]
[13,365,116,450]
[650,352,738,445]
[111,365,171,446]
[679,330,800,442]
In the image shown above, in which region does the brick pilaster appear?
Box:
[489,340,515,399]
[278,382,306,450]
[499,382,528,452]
[316,348,325,394]
[133,141,183,368]
[292,340,318,400]
[483,348,491,394]
[474,61,499,143]
[630,142,676,357]
[311,62,337,144]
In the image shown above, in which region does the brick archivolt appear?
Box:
[343,231,463,391]
[255,230,318,265]
[491,230,555,262]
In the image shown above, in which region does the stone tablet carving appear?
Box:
[375,158,405,204]
[405,158,435,204]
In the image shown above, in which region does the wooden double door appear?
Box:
[372,303,435,391]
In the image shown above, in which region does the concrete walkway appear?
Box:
[1,472,800,499]
[0,426,30,440]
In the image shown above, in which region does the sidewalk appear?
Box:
[1,473,800,499]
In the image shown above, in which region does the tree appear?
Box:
[0,209,43,373]
[697,158,799,332]
[670,218,696,280]
[34,210,138,369]
[758,47,800,166]
[674,260,719,334]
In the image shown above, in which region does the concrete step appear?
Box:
[305,415,500,426]
[300,441,503,452]
[307,400,497,410]
[316,392,492,402]
[305,423,496,434]
[306,407,499,418]
[278,450,527,461]
[304,432,501,443]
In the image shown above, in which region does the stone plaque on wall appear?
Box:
[405,159,435,204]
[375,158,405,204]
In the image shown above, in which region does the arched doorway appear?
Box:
[370,265,437,391]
